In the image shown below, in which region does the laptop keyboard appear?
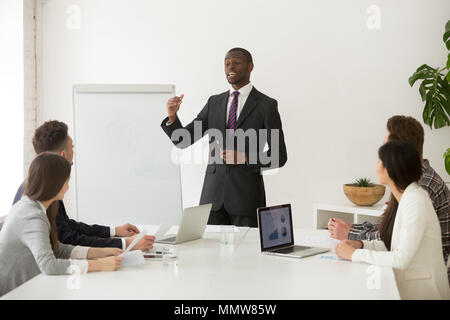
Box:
[275,246,312,254]
[161,236,176,242]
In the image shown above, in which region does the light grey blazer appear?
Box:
[0,196,75,296]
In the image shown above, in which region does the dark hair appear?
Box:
[386,115,424,157]
[24,152,72,252]
[378,140,422,249]
[227,47,253,65]
[32,120,69,154]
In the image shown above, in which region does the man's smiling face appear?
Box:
[224,51,253,89]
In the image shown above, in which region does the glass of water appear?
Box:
[162,247,178,267]
[220,225,235,245]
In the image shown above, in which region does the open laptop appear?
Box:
[257,204,329,258]
[156,203,212,244]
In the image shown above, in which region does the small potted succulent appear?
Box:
[343,178,386,206]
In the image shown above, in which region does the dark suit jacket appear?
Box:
[161,87,287,217]
[13,183,122,248]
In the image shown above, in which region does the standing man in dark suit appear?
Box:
[161,48,287,227]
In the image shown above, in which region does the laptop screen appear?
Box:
[257,204,294,251]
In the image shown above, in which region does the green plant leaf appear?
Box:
[419,81,427,101]
[421,79,434,88]
[412,20,450,131]
[438,76,450,108]
[421,72,450,129]
[444,30,450,50]
[354,178,374,187]
[416,64,436,73]
[409,64,436,85]
[442,86,450,116]
[409,69,434,87]
[445,20,450,50]
[434,79,450,126]
[444,148,450,176]
[434,104,448,129]
[422,98,432,128]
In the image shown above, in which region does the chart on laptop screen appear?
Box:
[260,207,293,248]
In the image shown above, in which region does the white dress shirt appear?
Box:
[110,227,126,249]
[225,82,253,125]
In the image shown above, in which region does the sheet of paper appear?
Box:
[205,225,240,233]
[120,250,145,267]
[154,224,172,240]
[300,234,340,252]
[120,231,145,256]
[315,253,349,262]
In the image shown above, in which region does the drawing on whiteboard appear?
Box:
[104,119,139,153]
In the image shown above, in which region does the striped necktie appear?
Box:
[227,91,240,129]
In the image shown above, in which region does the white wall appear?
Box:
[0,0,23,216]
[35,0,450,228]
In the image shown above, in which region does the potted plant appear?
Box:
[409,20,450,179]
[343,178,386,206]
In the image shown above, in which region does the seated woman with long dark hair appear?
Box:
[336,140,449,299]
[0,152,123,296]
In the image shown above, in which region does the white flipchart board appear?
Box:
[73,84,182,226]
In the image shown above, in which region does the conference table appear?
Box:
[1,226,400,300]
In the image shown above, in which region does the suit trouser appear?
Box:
[207,205,258,228]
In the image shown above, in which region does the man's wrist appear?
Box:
[168,115,177,123]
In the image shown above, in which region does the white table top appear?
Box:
[1,226,400,300]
